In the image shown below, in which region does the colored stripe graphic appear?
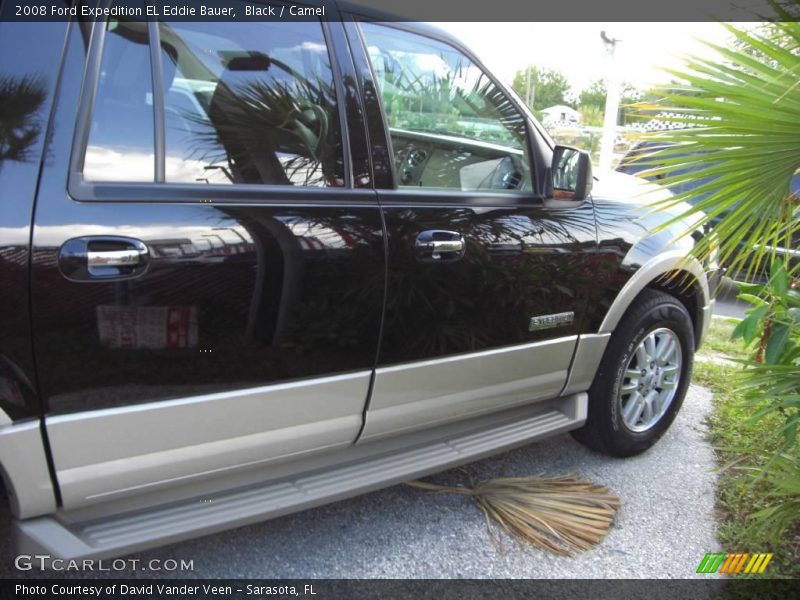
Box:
[696,553,712,573]
[758,554,773,574]
[697,553,726,573]
[720,553,750,574]
[744,554,762,574]
[732,553,750,574]
[719,553,735,574]
[699,552,775,574]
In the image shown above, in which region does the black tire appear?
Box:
[571,288,695,457]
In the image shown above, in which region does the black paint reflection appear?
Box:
[589,192,696,324]
[379,202,604,363]
[0,75,45,417]
[0,21,68,419]
[32,205,384,415]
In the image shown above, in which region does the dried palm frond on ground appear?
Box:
[406,474,621,556]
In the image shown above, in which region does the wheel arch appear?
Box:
[598,251,710,349]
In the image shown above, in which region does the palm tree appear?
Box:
[635,18,800,279]
[634,9,800,540]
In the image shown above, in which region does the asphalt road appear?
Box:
[0,385,720,579]
[714,277,748,320]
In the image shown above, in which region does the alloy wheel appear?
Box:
[618,327,683,433]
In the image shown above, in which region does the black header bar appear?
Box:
[1,0,797,22]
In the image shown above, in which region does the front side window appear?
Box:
[359,23,532,193]
[83,12,344,187]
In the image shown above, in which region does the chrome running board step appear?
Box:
[14,393,586,560]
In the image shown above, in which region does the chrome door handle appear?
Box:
[87,248,143,267]
[59,236,150,281]
[415,230,466,262]
[429,239,464,253]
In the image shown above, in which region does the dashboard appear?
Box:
[390,128,529,192]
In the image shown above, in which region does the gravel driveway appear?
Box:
[0,385,719,579]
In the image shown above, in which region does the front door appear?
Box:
[350,22,598,440]
[31,10,385,508]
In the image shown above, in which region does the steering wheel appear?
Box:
[486,155,524,190]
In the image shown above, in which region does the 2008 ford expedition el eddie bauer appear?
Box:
[0,0,718,560]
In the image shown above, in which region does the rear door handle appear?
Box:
[415,230,465,262]
[59,236,150,281]
[87,248,143,267]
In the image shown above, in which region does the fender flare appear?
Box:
[0,418,57,518]
[598,250,710,335]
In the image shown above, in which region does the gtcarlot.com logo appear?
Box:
[15,554,194,572]
[696,552,773,575]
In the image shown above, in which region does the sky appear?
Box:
[437,22,734,97]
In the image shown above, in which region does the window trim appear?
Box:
[339,17,393,190]
[352,19,545,201]
[347,18,400,191]
[69,9,358,203]
[148,18,166,183]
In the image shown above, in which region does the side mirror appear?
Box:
[550,145,593,201]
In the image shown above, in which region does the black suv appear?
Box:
[0,2,717,561]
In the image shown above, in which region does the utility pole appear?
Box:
[599,30,621,173]
[530,72,535,112]
[525,66,533,110]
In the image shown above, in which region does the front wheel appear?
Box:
[571,288,695,457]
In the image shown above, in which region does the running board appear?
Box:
[13,393,586,560]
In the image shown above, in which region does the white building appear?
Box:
[541,104,581,127]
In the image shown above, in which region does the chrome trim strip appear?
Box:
[361,337,577,441]
[147,18,166,183]
[46,371,372,508]
[0,420,57,518]
[756,244,800,258]
[599,251,709,335]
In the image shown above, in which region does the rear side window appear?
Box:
[84,21,155,182]
[83,14,344,187]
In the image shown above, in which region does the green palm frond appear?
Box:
[745,452,800,539]
[629,5,800,546]
[632,19,800,279]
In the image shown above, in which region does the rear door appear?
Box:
[32,4,384,508]
[347,21,599,440]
